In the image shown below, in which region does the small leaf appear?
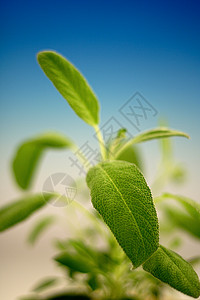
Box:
[12,132,74,190]
[28,216,56,245]
[143,245,200,298]
[37,51,99,126]
[116,144,142,169]
[165,207,200,239]
[54,251,95,273]
[86,160,159,268]
[32,277,59,292]
[0,193,55,232]
[87,274,99,291]
[162,193,200,222]
[131,127,189,144]
[115,127,189,158]
[188,256,200,266]
[46,294,91,300]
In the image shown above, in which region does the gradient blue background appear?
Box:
[0,2,200,299]
[0,0,200,197]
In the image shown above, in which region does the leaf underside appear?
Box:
[86,160,159,268]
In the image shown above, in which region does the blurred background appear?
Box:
[0,0,200,299]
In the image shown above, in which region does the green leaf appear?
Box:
[115,127,189,158]
[54,251,95,273]
[155,193,200,239]
[12,132,74,190]
[131,127,189,144]
[161,193,200,222]
[116,144,142,170]
[37,51,99,126]
[32,277,59,292]
[86,160,159,268]
[143,245,200,298]
[165,207,200,239]
[28,216,56,245]
[0,193,55,232]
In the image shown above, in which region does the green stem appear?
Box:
[71,144,93,170]
[93,124,106,160]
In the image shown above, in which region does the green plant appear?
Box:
[0,51,200,300]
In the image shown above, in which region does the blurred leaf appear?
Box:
[12,132,74,190]
[28,215,56,245]
[169,236,182,249]
[37,51,99,126]
[162,193,200,221]
[87,161,159,268]
[143,245,200,298]
[188,256,200,266]
[165,207,200,239]
[116,144,142,170]
[46,294,91,300]
[32,277,59,292]
[54,251,95,273]
[87,274,99,291]
[0,193,55,232]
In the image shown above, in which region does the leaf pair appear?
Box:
[86,161,200,298]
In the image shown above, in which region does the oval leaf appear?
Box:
[28,215,56,245]
[37,51,99,126]
[86,160,159,268]
[12,132,74,190]
[0,193,55,232]
[143,245,200,298]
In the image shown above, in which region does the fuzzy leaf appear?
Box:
[143,245,200,298]
[0,193,55,232]
[86,160,159,268]
[28,216,56,245]
[12,132,73,190]
[37,51,99,126]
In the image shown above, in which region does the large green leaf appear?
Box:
[12,132,73,190]
[86,160,159,268]
[143,245,200,298]
[115,127,189,157]
[0,193,55,232]
[37,51,99,126]
[28,215,56,245]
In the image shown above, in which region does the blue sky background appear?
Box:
[0,0,200,199]
[0,2,200,299]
